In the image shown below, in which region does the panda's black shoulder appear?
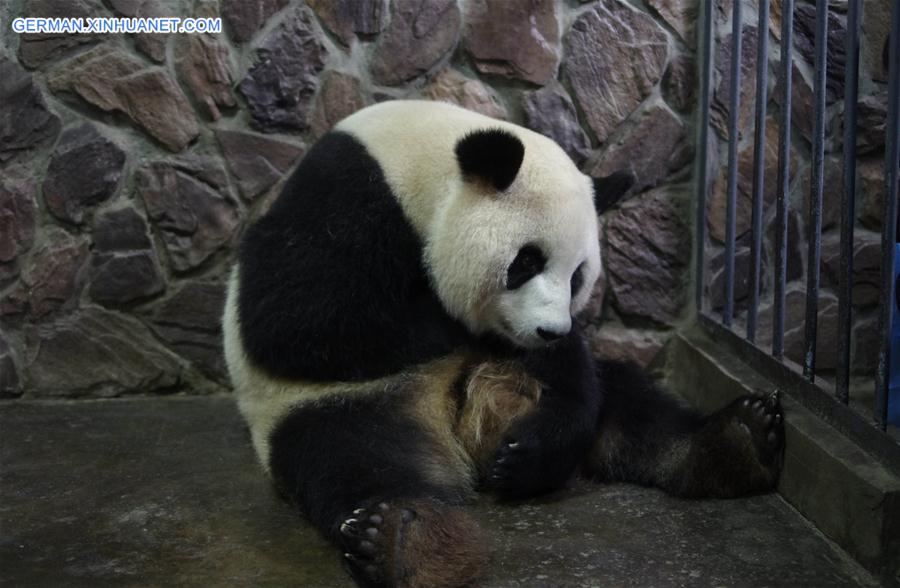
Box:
[237,131,469,382]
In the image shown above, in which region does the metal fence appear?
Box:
[694,0,900,469]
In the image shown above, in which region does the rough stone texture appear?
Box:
[151,281,227,381]
[773,63,825,146]
[307,0,385,46]
[647,0,695,44]
[0,176,37,283]
[370,0,461,86]
[88,253,166,305]
[23,308,181,397]
[765,208,804,283]
[463,0,559,85]
[604,187,690,325]
[522,82,589,165]
[91,206,153,252]
[1,230,88,319]
[587,102,693,197]
[88,207,165,306]
[662,54,696,114]
[850,313,879,374]
[821,230,882,308]
[565,0,668,144]
[176,31,235,121]
[310,71,366,139]
[215,129,304,202]
[707,232,769,311]
[855,91,887,155]
[17,0,102,69]
[585,324,666,368]
[708,117,798,242]
[862,0,892,82]
[0,397,880,587]
[711,27,758,139]
[0,332,20,398]
[0,57,61,163]
[857,158,887,230]
[48,45,199,152]
[135,162,239,273]
[793,3,846,104]
[133,0,170,63]
[42,124,126,224]
[422,69,507,121]
[238,6,327,133]
[221,0,288,43]
[784,292,839,371]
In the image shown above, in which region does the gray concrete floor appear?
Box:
[0,396,880,587]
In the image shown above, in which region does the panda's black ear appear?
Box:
[455,129,525,192]
[592,171,635,213]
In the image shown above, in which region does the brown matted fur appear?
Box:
[455,360,542,477]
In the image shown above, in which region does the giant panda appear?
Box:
[222,100,785,588]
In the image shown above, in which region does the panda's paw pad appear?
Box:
[731,390,784,457]
[487,438,539,495]
[340,502,414,585]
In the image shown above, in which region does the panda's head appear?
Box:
[425,128,633,349]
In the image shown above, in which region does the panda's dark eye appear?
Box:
[506,245,546,290]
[571,262,585,296]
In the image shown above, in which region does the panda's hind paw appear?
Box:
[339,502,398,587]
[727,390,785,462]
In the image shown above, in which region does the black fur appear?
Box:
[486,324,601,500]
[269,387,468,537]
[586,360,784,498]
[592,171,635,213]
[238,132,470,382]
[454,129,525,192]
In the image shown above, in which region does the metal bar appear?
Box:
[874,4,900,431]
[723,0,743,327]
[804,0,829,382]
[747,0,771,343]
[699,312,900,474]
[772,0,795,359]
[694,0,715,314]
[837,0,861,404]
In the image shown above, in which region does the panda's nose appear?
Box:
[537,327,567,342]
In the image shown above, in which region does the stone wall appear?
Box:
[0,0,698,399]
[703,0,893,379]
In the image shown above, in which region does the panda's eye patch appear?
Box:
[506,245,546,290]
[571,262,585,296]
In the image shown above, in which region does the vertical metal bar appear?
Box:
[694,0,715,314]
[747,0,771,343]
[875,3,900,431]
[837,0,861,404]
[723,0,743,327]
[773,0,795,360]
[804,0,829,382]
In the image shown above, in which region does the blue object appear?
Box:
[890,243,900,425]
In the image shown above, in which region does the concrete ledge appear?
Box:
[664,329,900,587]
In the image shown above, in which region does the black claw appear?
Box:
[340,519,359,537]
[359,540,376,555]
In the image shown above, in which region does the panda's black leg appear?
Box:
[268,392,487,588]
[584,360,785,498]
[485,326,602,500]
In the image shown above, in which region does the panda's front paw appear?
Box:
[485,419,585,500]
[486,438,541,498]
